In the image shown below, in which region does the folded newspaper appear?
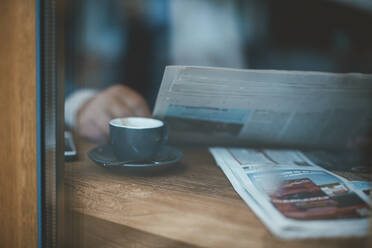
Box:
[153,66,372,238]
[209,147,371,238]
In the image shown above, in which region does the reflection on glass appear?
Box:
[63,0,372,246]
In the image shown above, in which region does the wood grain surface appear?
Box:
[65,140,370,248]
[0,0,37,247]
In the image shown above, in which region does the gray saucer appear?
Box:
[88,144,183,168]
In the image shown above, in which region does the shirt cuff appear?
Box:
[65,89,98,129]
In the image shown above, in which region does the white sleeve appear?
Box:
[64,89,98,129]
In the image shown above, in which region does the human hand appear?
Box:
[76,84,151,142]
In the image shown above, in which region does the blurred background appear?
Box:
[64,0,372,108]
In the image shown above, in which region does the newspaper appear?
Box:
[153,65,372,149]
[153,65,372,238]
[209,147,371,239]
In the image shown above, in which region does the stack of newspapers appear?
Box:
[154,65,372,238]
[209,147,371,239]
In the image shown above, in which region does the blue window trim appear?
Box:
[36,0,42,247]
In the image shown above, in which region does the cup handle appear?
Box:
[161,121,169,144]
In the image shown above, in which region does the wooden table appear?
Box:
[64,139,370,248]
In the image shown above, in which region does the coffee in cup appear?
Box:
[109,117,168,161]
